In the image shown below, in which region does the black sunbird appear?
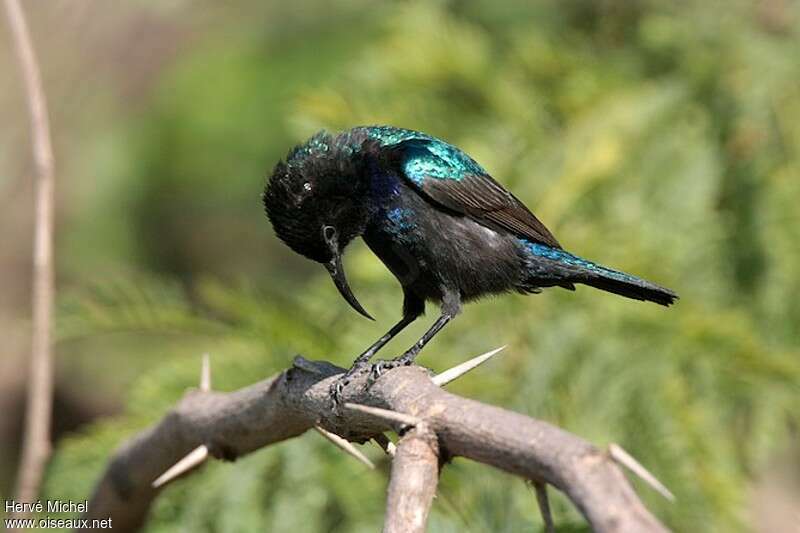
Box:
[263,126,677,391]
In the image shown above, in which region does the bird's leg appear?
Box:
[396,312,453,365]
[330,313,418,405]
[369,312,454,380]
[370,292,460,380]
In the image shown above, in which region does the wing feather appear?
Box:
[389,138,561,248]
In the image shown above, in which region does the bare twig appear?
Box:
[432,345,506,386]
[529,480,555,533]
[83,357,670,533]
[609,443,675,501]
[314,426,375,469]
[3,0,56,509]
[383,424,440,533]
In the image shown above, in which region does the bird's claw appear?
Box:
[329,356,416,410]
[329,376,349,412]
[329,362,372,411]
[369,360,393,382]
[367,356,413,384]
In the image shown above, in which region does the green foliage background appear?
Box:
[36,0,800,531]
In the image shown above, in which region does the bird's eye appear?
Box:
[322,225,336,242]
[303,182,312,192]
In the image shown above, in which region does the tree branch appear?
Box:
[3,0,56,510]
[82,357,670,532]
[383,423,440,533]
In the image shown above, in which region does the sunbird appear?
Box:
[263,126,677,392]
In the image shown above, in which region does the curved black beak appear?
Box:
[324,243,374,321]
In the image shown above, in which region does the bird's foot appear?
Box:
[367,354,415,384]
[329,352,420,410]
[329,362,372,411]
[329,378,347,411]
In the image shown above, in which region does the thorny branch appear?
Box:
[82,350,672,532]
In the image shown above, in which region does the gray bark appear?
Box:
[383,423,440,533]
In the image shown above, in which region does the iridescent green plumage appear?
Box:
[357,126,485,183]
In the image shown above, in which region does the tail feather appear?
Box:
[582,273,678,307]
[523,242,678,307]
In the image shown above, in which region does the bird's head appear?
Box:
[263,131,374,320]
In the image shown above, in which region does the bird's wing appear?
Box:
[389,138,561,248]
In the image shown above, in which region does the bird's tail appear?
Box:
[581,269,678,306]
[523,242,678,307]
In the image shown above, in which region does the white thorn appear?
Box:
[344,403,421,428]
[373,434,397,457]
[529,481,555,533]
[152,445,209,488]
[609,443,675,501]
[314,426,375,470]
[432,345,507,387]
[200,353,211,392]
